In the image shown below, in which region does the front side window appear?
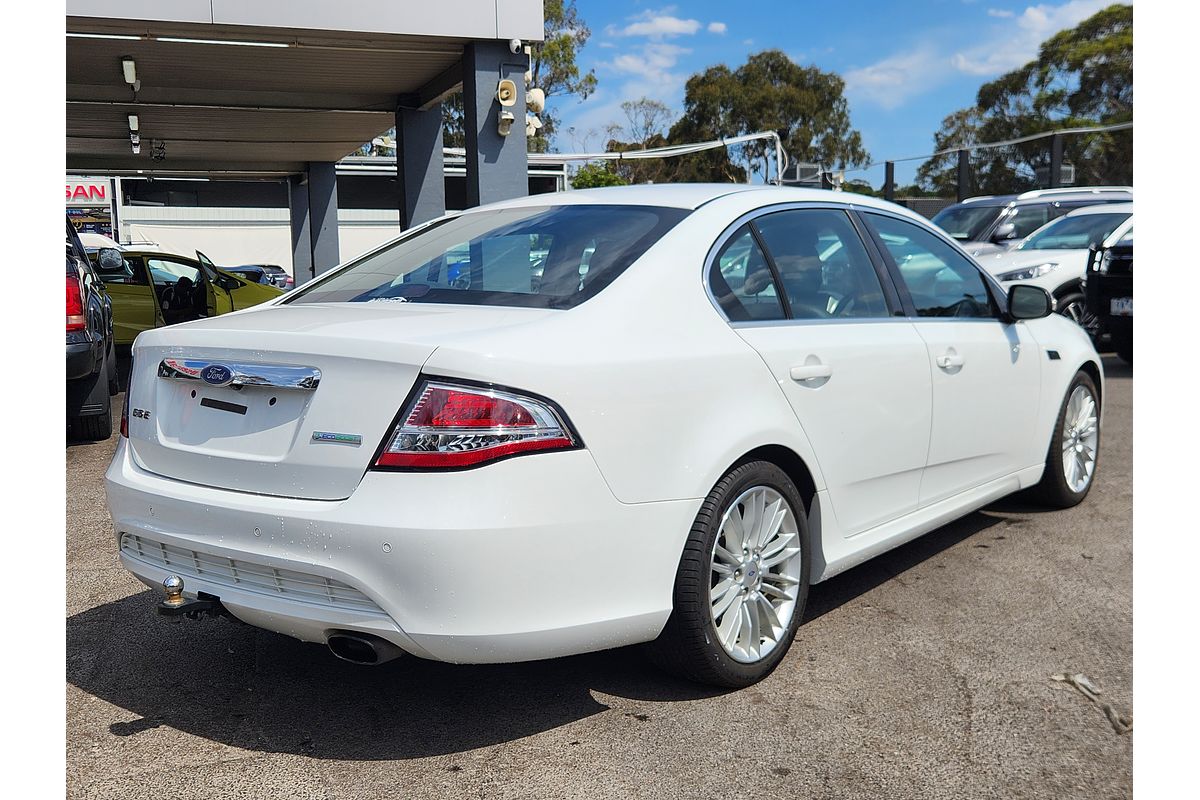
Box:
[708,225,785,321]
[865,213,996,318]
[752,209,889,319]
[287,205,688,310]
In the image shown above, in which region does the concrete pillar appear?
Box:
[462,41,528,207]
[883,161,895,202]
[307,161,340,275]
[397,104,446,229]
[288,174,313,283]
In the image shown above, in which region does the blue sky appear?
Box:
[553,0,1123,187]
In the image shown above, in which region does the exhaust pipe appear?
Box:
[326,631,405,665]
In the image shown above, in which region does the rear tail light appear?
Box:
[373,380,577,469]
[66,274,86,331]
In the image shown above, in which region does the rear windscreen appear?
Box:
[286,205,689,310]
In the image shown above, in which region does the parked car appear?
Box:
[931,187,1132,256]
[228,263,293,291]
[66,218,117,440]
[91,248,283,351]
[108,185,1102,688]
[1085,229,1133,363]
[974,203,1132,334]
[79,232,165,254]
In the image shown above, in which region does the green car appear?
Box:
[92,248,283,349]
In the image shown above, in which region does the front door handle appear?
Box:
[936,352,964,370]
[790,363,833,382]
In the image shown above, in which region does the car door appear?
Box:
[196,250,235,314]
[92,250,162,344]
[861,211,1042,506]
[715,208,933,536]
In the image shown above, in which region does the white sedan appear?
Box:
[976,203,1133,331]
[106,185,1103,687]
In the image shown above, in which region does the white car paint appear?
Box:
[976,203,1133,301]
[106,184,1103,667]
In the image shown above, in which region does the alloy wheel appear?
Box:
[709,486,803,664]
[1061,385,1099,492]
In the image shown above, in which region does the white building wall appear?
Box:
[120,207,403,274]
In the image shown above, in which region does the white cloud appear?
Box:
[616,9,703,39]
[845,0,1115,109]
[844,47,945,110]
[708,22,728,34]
[987,8,1015,17]
[953,0,1112,75]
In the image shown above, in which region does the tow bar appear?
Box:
[155,575,234,622]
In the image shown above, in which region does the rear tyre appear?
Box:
[1032,371,1099,508]
[646,460,811,688]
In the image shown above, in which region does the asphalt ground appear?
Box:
[66,356,1132,799]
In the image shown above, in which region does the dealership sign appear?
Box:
[66,179,110,206]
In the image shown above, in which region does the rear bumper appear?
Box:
[66,339,102,382]
[105,439,699,663]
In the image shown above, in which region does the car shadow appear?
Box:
[68,509,1008,760]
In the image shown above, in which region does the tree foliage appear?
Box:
[917,4,1132,193]
[600,51,868,184]
[569,162,629,189]
[669,51,869,182]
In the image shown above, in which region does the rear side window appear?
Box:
[1006,206,1052,239]
[286,205,688,310]
[865,213,996,318]
[752,209,889,319]
[708,225,785,322]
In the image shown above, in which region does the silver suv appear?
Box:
[931,187,1132,256]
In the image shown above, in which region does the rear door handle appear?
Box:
[936,353,964,370]
[790,363,833,382]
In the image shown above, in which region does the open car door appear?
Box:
[196,250,235,316]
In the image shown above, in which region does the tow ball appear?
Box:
[155,575,232,622]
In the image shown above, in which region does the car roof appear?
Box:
[958,187,1132,208]
[1064,202,1133,216]
[471,183,935,214]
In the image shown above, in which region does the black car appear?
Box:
[66,218,117,440]
[228,263,292,291]
[1084,231,1133,363]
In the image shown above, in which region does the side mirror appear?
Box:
[991,222,1017,243]
[1008,284,1053,321]
[97,247,124,271]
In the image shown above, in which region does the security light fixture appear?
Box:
[121,58,137,86]
[497,110,516,137]
[127,114,139,132]
[131,142,141,155]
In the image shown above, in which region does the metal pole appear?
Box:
[1049,133,1063,189]
[956,149,970,202]
[884,161,895,201]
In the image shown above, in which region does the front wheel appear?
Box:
[646,461,811,688]
[1056,292,1100,339]
[1032,371,1100,508]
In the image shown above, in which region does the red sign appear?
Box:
[66,181,108,205]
